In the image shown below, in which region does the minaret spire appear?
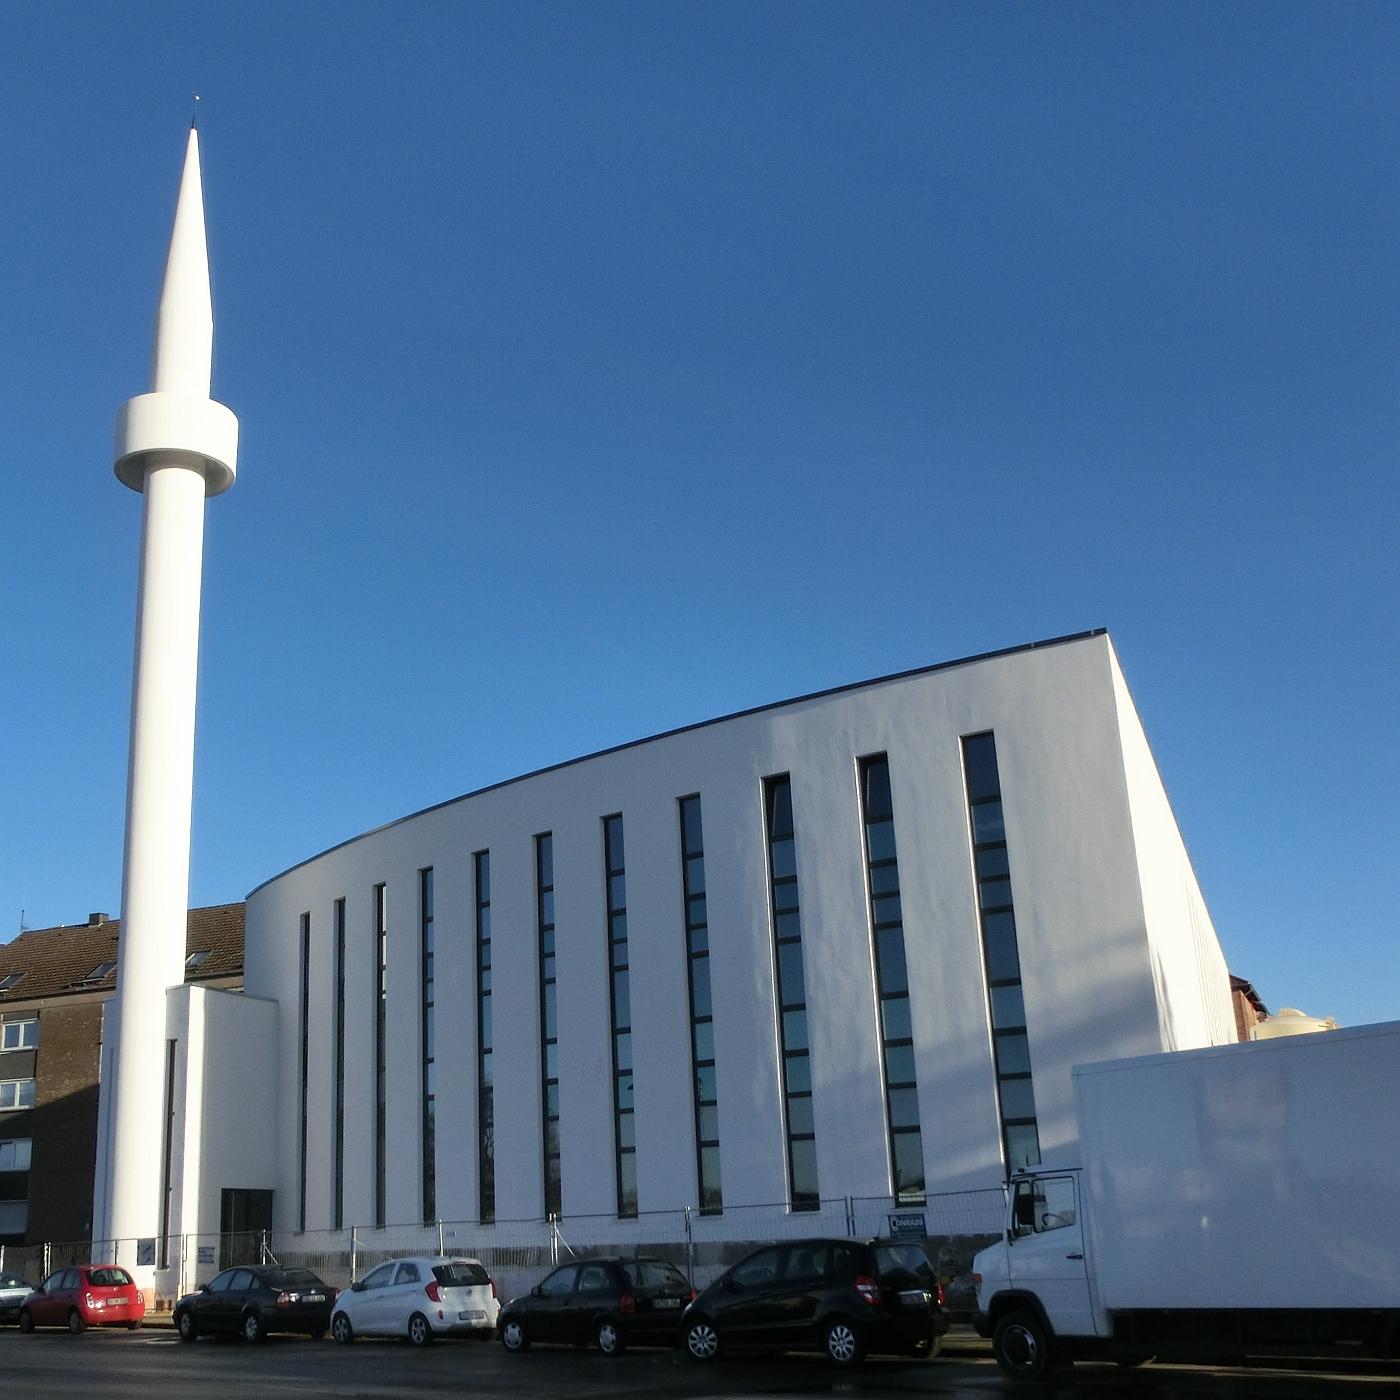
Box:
[95,124,238,1291]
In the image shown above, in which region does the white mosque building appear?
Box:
[90,132,1235,1302]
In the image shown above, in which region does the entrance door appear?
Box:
[219,1189,274,1269]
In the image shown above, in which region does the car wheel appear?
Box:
[68,1310,85,1335]
[499,1316,529,1353]
[407,1312,433,1347]
[331,1312,354,1344]
[684,1317,720,1361]
[823,1316,864,1365]
[595,1318,625,1357]
[176,1309,199,1342]
[242,1310,267,1344]
[18,1310,34,1334]
[992,1309,1056,1382]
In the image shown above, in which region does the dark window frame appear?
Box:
[679,794,722,1213]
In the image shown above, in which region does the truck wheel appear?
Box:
[993,1310,1056,1382]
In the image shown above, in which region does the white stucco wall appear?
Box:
[243,631,1230,1232]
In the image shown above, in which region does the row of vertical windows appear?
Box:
[333,898,346,1230]
[305,735,1033,1227]
[679,796,722,1213]
[159,1036,177,1268]
[420,868,436,1223]
[536,834,561,1217]
[373,883,388,1227]
[603,815,637,1217]
[765,776,819,1211]
[962,732,1041,1172]
[474,852,494,1223]
[298,912,310,1233]
[859,756,925,1204]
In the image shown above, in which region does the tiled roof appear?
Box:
[0,904,244,1003]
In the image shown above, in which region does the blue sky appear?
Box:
[1,2,1395,1027]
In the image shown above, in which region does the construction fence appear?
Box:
[0,1186,1004,1314]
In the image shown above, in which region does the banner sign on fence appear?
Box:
[197,1245,216,1264]
[886,1210,927,1241]
[136,1238,156,1266]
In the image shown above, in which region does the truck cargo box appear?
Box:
[1072,1020,1400,1313]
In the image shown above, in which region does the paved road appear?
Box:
[0,1328,1395,1400]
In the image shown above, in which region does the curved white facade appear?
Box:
[243,629,1234,1235]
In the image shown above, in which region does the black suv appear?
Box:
[682,1238,946,1365]
[499,1256,694,1356]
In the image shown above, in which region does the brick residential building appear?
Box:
[0,905,243,1246]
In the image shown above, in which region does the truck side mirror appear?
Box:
[1012,1189,1037,1236]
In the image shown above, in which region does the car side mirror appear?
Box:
[531,1285,543,1297]
[200,1283,211,1293]
[351,1280,366,1292]
[724,1277,742,1294]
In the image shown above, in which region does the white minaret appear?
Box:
[93,122,237,1271]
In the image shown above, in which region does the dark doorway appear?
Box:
[219,1188,274,1268]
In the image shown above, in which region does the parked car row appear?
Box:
[1,1236,948,1368]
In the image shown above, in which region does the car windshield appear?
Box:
[874,1244,934,1281]
[88,1268,132,1287]
[621,1260,688,1290]
[433,1262,489,1286]
[266,1268,325,1289]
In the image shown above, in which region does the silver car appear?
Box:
[0,1272,33,1325]
[331,1256,499,1346]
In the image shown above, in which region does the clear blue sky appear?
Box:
[1,2,1395,1027]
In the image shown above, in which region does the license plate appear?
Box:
[459,1310,486,1321]
[653,1298,681,1309]
[304,1294,324,1303]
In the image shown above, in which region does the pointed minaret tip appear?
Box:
[190,93,200,131]
[150,125,213,397]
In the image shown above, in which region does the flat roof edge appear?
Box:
[247,627,1108,899]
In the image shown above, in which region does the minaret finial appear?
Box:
[190,93,200,130]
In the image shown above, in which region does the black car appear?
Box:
[498,1256,694,1356]
[681,1237,947,1365]
[173,1265,335,1343]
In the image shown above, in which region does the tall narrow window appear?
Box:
[764,775,819,1210]
[474,851,494,1223]
[962,732,1040,1172]
[333,897,345,1230]
[536,834,561,1216]
[159,1038,177,1267]
[859,756,924,1204]
[604,815,635,1217]
[420,868,436,1223]
[373,883,388,1226]
[298,911,310,1232]
[680,796,722,1213]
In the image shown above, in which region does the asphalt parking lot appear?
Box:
[0,1327,1395,1400]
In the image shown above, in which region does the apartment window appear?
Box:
[333,897,345,1230]
[0,1201,27,1234]
[679,796,722,1213]
[474,852,494,1223]
[373,883,388,1226]
[765,775,819,1210]
[0,1138,31,1170]
[859,755,925,1204]
[0,1080,35,1111]
[420,868,436,1223]
[537,834,561,1216]
[83,962,117,983]
[0,1020,38,1053]
[604,815,635,1217]
[962,732,1040,1172]
[184,949,210,970]
[298,912,310,1233]
[0,974,23,993]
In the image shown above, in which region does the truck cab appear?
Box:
[974,1168,1107,1380]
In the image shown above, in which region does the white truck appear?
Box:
[973,1020,1400,1380]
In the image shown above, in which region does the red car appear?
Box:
[19,1264,146,1333]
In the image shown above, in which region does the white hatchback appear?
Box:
[331,1256,499,1346]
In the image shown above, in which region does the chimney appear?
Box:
[88,912,109,926]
